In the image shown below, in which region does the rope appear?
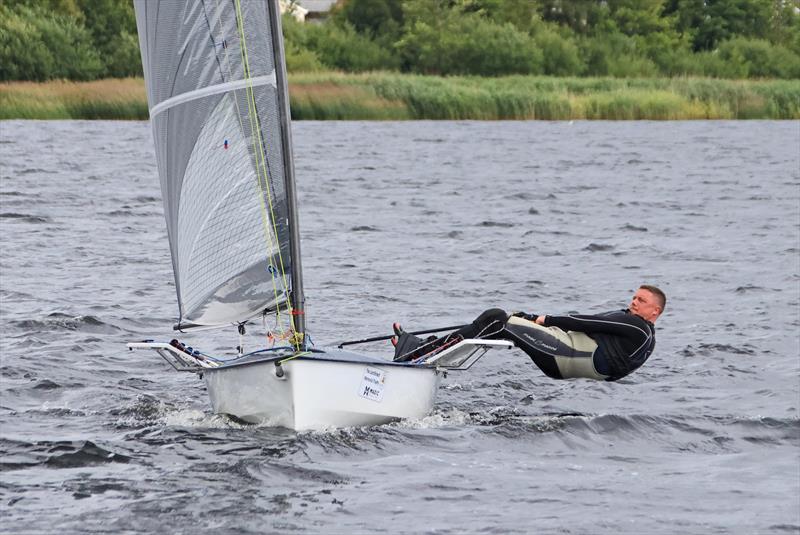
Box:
[232,0,300,349]
[211,0,288,339]
[278,351,311,365]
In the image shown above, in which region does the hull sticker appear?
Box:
[358,367,386,402]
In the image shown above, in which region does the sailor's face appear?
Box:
[629,288,662,323]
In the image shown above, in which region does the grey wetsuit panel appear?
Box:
[505,316,608,380]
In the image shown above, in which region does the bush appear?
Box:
[285,47,324,73]
[0,4,103,81]
[398,14,543,76]
[102,31,143,78]
[580,33,658,77]
[332,0,404,44]
[75,0,140,78]
[716,38,800,79]
[532,26,584,76]
[282,15,324,72]
[302,21,399,72]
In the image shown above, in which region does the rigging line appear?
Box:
[231,0,289,335]
[232,0,293,337]
[235,0,295,330]
[278,351,311,365]
[233,0,298,346]
[213,0,285,325]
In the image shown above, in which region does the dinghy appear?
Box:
[128,0,511,431]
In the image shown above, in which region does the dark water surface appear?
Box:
[1,120,799,534]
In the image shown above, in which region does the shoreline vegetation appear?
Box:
[2,74,799,121]
[3,1,798,121]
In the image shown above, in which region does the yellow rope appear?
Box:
[278,351,311,365]
[233,0,286,322]
[233,0,301,349]
[218,0,286,335]
[212,0,289,343]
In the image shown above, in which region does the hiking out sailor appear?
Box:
[391,285,665,382]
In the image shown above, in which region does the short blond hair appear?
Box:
[640,285,666,312]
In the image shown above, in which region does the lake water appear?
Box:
[1,120,799,534]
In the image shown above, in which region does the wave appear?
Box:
[110,394,276,434]
[0,212,52,223]
[0,439,131,472]
[106,209,162,218]
[620,223,648,232]
[50,391,796,465]
[680,342,757,356]
[11,312,121,334]
[478,221,514,228]
[734,284,765,293]
[17,168,55,175]
[584,243,615,252]
[371,408,800,450]
[109,394,183,429]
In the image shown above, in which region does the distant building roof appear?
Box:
[298,0,339,13]
[280,0,337,22]
[280,0,308,21]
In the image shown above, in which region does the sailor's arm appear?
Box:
[535,313,646,338]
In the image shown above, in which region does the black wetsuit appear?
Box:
[540,309,656,381]
[394,308,656,382]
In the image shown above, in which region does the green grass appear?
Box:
[0,78,149,120]
[2,74,798,120]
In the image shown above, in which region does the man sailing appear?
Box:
[391,285,665,382]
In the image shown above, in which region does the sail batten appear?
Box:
[149,74,277,118]
[134,0,299,330]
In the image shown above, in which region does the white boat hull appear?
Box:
[203,355,441,430]
[128,338,511,431]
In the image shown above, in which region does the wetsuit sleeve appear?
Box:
[542,312,646,338]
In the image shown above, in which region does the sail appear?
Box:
[134,0,300,329]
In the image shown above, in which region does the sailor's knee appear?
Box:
[524,353,562,379]
[476,308,508,325]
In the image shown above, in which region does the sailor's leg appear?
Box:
[503,316,606,380]
[394,308,508,362]
[392,331,425,360]
[452,308,508,339]
[503,316,565,378]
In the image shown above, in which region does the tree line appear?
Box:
[2,0,799,82]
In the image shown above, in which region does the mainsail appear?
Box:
[134,0,303,336]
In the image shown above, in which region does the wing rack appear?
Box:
[127,342,219,372]
[419,339,513,370]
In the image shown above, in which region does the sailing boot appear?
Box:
[392,332,427,361]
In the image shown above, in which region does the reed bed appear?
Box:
[0,78,149,120]
[2,74,798,121]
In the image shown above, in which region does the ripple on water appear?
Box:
[1,120,799,532]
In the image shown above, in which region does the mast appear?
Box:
[268,0,306,348]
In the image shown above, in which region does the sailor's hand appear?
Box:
[535,315,546,325]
